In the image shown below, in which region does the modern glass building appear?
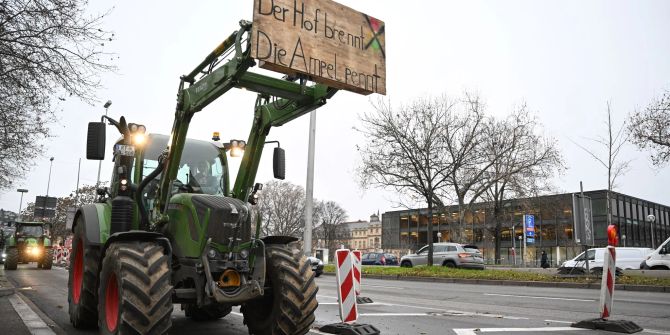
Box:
[381,190,670,266]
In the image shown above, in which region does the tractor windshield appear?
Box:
[18,225,43,236]
[142,134,225,196]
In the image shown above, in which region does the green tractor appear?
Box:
[68,22,337,334]
[3,221,53,270]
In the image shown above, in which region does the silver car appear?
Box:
[400,242,484,269]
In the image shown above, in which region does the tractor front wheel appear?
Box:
[98,241,173,335]
[68,219,100,328]
[42,248,53,270]
[184,304,232,321]
[241,244,318,335]
[4,248,18,270]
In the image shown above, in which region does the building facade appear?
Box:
[343,214,382,252]
[382,190,670,266]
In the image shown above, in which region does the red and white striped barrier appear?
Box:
[351,250,362,296]
[52,246,72,267]
[599,246,616,319]
[335,249,357,323]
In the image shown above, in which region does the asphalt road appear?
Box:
[3,264,670,335]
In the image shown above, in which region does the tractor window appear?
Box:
[18,225,43,236]
[142,134,225,196]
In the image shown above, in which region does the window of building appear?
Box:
[593,198,607,217]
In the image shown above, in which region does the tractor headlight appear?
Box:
[1,253,6,258]
[207,248,218,259]
[29,247,40,255]
[239,249,249,260]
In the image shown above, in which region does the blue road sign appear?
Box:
[527,237,535,244]
[526,231,535,237]
[525,214,535,229]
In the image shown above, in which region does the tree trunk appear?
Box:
[493,204,502,265]
[427,200,434,266]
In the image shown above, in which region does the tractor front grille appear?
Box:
[191,195,251,244]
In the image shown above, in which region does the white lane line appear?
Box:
[643,330,670,335]
[365,284,405,290]
[484,293,594,302]
[319,294,526,319]
[360,313,429,317]
[8,293,56,335]
[454,327,578,333]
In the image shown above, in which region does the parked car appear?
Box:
[558,247,653,275]
[307,256,323,277]
[400,242,485,269]
[640,237,670,270]
[362,252,398,266]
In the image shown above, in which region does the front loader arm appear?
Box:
[151,20,337,223]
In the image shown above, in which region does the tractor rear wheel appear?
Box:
[184,304,232,321]
[4,248,18,270]
[68,219,100,328]
[98,241,173,335]
[42,248,53,270]
[241,244,318,335]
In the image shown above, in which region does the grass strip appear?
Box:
[322,264,670,287]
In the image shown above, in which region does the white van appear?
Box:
[558,247,653,274]
[640,237,670,270]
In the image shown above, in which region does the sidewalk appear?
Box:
[0,268,57,334]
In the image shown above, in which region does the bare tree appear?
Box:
[479,105,565,264]
[573,103,630,226]
[256,180,318,238]
[0,0,115,190]
[356,96,455,266]
[313,200,348,259]
[439,93,493,244]
[628,91,670,166]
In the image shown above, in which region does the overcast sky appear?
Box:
[1,0,669,222]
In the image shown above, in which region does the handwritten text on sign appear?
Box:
[251,0,386,95]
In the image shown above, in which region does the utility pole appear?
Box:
[580,181,590,274]
[46,157,54,197]
[75,158,81,204]
[96,100,112,188]
[303,111,316,257]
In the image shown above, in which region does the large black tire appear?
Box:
[42,248,53,270]
[68,218,101,328]
[98,241,173,334]
[241,244,318,335]
[184,304,232,321]
[400,260,412,268]
[4,248,18,270]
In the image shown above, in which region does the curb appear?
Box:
[321,272,670,293]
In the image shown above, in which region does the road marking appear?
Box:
[360,313,429,316]
[454,327,578,334]
[366,284,405,290]
[8,293,56,335]
[643,329,670,335]
[544,319,573,324]
[484,293,594,302]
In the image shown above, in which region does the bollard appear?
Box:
[320,249,380,335]
[572,225,642,333]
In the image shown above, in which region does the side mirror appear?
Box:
[87,122,106,160]
[273,147,285,180]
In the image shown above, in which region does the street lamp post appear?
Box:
[647,214,656,248]
[17,188,28,220]
[96,100,112,188]
[46,157,54,197]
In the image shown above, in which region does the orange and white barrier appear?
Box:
[599,246,616,319]
[52,246,72,266]
[335,249,357,323]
